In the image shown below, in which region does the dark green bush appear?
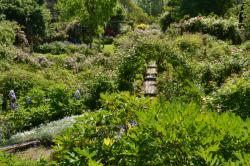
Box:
[85,76,114,109]
[0,0,51,40]
[160,11,177,32]
[34,41,88,55]
[53,94,250,165]
[243,0,250,39]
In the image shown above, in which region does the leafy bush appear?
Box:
[240,40,250,51]
[207,73,250,119]
[0,21,19,45]
[174,33,203,52]
[136,23,148,30]
[85,76,115,109]
[167,0,235,18]
[0,0,51,39]
[182,16,242,44]
[243,0,250,39]
[52,95,250,165]
[34,41,88,55]
[160,11,177,32]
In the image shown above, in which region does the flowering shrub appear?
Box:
[182,16,242,44]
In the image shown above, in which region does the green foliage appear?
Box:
[174,33,203,52]
[0,85,84,141]
[243,0,250,39]
[168,0,235,18]
[0,0,51,39]
[182,16,242,44]
[85,76,114,109]
[34,41,88,55]
[0,21,19,45]
[52,95,250,165]
[137,0,164,16]
[57,0,117,44]
[119,0,151,23]
[0,152,48,166]
[207,72,250,119]
[160,11,176,32]
[53,92,151,165]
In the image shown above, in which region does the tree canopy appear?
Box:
[57,0,118,44]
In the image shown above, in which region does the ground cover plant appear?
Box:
[52,93,250,165]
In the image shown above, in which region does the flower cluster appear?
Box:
[74,89,81,100]
[8,90,17,110]
[117,120,137,139]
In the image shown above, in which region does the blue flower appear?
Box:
[27,96,32,104]
[9,90,16,101]
[117,131,122,139]
[10,102,16,110]
[119,124,126,133]
[129,120,137,127]
[74,89,81,100]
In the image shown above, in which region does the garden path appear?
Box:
[144,61,157,98]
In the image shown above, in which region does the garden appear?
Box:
[0,0,250,165]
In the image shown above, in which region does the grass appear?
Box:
[15,146,52,161]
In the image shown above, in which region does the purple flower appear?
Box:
[119,124,126,133]
[9,90,17,110]
[10,102,16,109]
[117,131,122,139]
[74,89,81,100]
[27,96,32,104]
[129,120,137,127]
[9,90,16,101]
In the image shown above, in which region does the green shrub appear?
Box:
[34,41,88,55]
[243,0,250,39]
[240,40,250,51]
[160,11,177,32]
[0,21,19,45]
[52,96,250,165]
[0,0,51,39]
[0,70,50,111]
[50,84,84,117]
[174,34,203,52]
[182,16,242,44]
[85,76,114,109]
[207,73,250,119]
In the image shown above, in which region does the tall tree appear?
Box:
[0,0,51,51]
[57,0,117,46]
[137,0,164,16]
[243,0,250,39]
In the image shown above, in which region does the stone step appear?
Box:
[148,61,157,68]
[146,68,157,75]
[145,75,156,81]
[144,81,157,95]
